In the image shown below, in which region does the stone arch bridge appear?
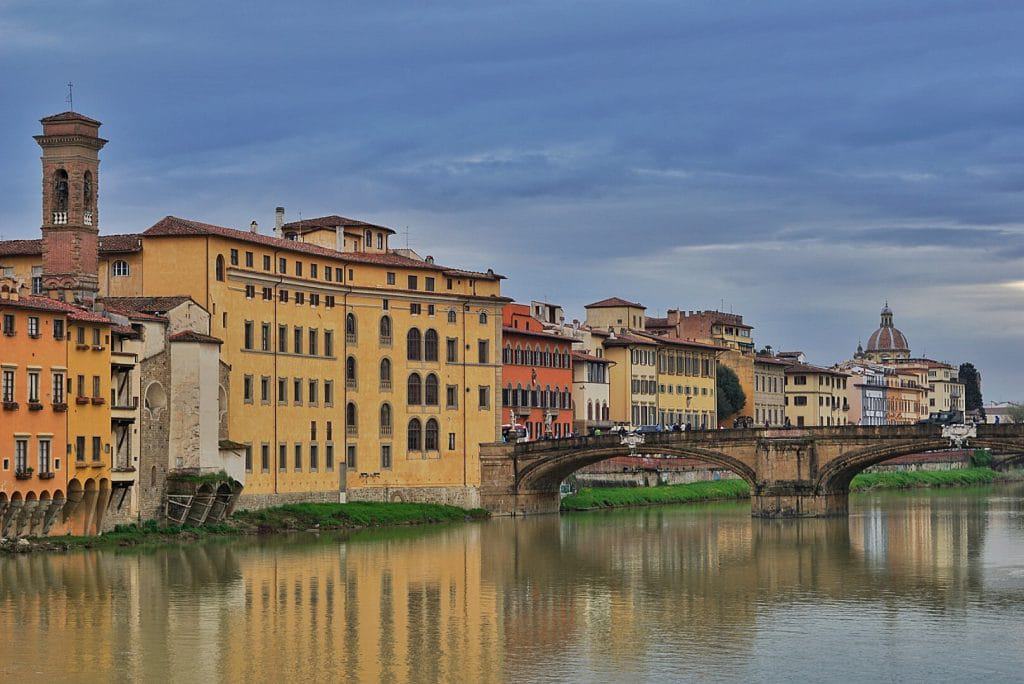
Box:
[479,424,1024,517]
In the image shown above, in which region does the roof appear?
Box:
[645,316,669,328]
[783,363,849,377]
[636,331,727,351]
[102,296,195,319]
[219,439,249,451]
[110,324,141,338]
[280,215,395,235]
[169,330,222,345]
[0,234,142,258]
[40,111,102,125]
[143,216,504,281]
[502,326,575,343]
[867,325,909,352]
[754,355,793,366]
[602,331,660,347]
[585,297,645,309]
[572,350,612,364]
[0,294,111,323]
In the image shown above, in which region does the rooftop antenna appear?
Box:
[66,81,73,111]
[404,226,410,250]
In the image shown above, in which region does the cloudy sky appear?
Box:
[1,1,1022,398]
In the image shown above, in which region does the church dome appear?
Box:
[865,302,909,353]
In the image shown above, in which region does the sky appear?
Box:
[1,0,1022,399]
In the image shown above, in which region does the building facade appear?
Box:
[753,355,787,426]
[784,363,850,427]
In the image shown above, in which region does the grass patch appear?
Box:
[231,501,489,532]
[849,467,1022,491]
[561,479,750,511]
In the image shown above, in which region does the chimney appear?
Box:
[250,220,259,234]
[274,207,285,236]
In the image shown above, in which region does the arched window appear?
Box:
[52,169,69,216]
[602,403,609,421]
[503,345,512,364]
[379,358,392,388]
[364,229,372,247]
[112,260,130,277]
[380,403,392,436]
[379,315,392,344]
[424,374,439,406]
[447,309,457,324]
[346,402,357,435]
[346,313,357,342]
[83,170,93,208]
[514,345,522,365]
[407,373,422,405]
[424,329,438,361]
[407,328,421,360]
[346,356,357,387]
[587,401,594,420]
[479,311,488,325]
[215,255,225,281]
[425,419,439,451]
[408,418,422,451]
[516,383,523,407]
[544,347,551,367]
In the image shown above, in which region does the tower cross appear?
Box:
[66,82,73,111]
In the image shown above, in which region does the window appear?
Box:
[380,403,392,437]
[447,309,457,324]
[294,443,303,471]
[424,329,438,361]
[244,321,254,350]
[92,375,101,398]
[243,375,253,403]
[2,314,13,336]
[380,358,392,390]
[446,338,459,363]
[365,229,372,247]
[407,328,421,360]
[245,251,254,267]
[387,272,396,285]
[346,313,357,343]
[263,255,271,271]
[310,263,318,279]
[262,287,272,301]
[381,445,392,469]
[261,444,270,472]
[112,260,130,277]
[478,340,489,364]
[215,255,225,281]
[377,233,384,249]
[408,275,418,290]
[308,379,319,405]
[277,325,288,353]
[410,303,421,315]
[261,323,271,351]
[446,385,459,408]
[425,374,439,406]
[346,356,357,389]
[230,249,239,266]
[794,396,808,406]
[407,373,422,405]
[245,445,253,472]
[2,370,14,403]
[326,444,334,471]
[293,378,303,404]
[27,316,39,337]
[408,418,422,451]
[324,330,334,357]
[54,319,64,340]
[425,419,439,451]
[279,443,287,471]
[260,376,270,403]
[347,445,357,469]
[309,329,318,356]
[346,402,358,435]
[14,439,28,473]
[92,436,101,462]
[379,316,392,345]
[27,371,39,403]
[427,304,434,316]
[448,433,456,450]
[310,444,319,471]
[446,278,453,290]
[294,327,303,354]
[279,257,287,274]
[52,371,65,404]
[324,380,334,406]
[479,311,488,325]
[478,386,491,409]
[75,436,86,462]
[295,261,303,277]
[425,277,435,292]
[326,295,335,308]
[295,291,304,305]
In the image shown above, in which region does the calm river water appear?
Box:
[4,485,1024,683]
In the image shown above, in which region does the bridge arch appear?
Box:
[515,443,757,493]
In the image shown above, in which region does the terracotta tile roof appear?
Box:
[585,296,645,309]
[281,214,396,235]
[636,331,727,351]
[110,324,140,337]
[142,216,503,280]
[0,234,142,257]
[754,355,793,366]
[0,295,110,323]
[602,330,660,347]
[502,326,576,343]
[169,330,222,345]
[40,111,102,125]
[102,296,195,318]
[572,350,612,364]
[783,363,849,377]
[645,316,669,328]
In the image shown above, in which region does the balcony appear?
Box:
[84,210,93,226]
[346,379,357,391]
[380,380,392,392]
[346,333,357,345]
[380,336,392,348]
[52,211,68,225]
[380,425,393,438]
[346,424,358,437]
[111,395,139,411]
[15,468,33,480]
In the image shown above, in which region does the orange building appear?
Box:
[500,303,575,439]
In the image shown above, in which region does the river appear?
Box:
[3,485,1024,683]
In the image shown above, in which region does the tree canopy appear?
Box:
[716,365,746,421]
[958,362,983,412]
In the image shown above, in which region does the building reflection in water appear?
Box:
[1,487,1021,682]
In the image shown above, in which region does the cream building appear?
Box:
[753,355,787,427]
[784,363,850,427]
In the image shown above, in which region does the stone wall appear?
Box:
[347,485,481,509]
[575,469,740,489]
[138,349,171,521]
[233,489,342,511]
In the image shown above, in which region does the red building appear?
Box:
[501,303,575,440]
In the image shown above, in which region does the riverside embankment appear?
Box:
[0,501,489,554]
[560,467,1024,511]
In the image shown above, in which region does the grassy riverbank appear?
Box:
[1,502,489,554]
[561,467,1024,511]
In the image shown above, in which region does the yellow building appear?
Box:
[650,335,721,430]
[783,363,849,427]
[1,109,507,512]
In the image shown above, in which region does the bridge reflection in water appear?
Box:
[2,486,1024,682]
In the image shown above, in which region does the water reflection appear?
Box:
[3,485,1024,683]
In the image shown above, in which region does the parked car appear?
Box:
[634,424,664,434]
[916,410,964,426]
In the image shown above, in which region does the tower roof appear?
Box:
[865,303,909,353]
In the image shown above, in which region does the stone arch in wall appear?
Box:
[144,381,168,419]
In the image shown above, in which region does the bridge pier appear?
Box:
[751,488,848,518]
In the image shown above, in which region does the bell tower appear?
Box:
[34,111,107,303]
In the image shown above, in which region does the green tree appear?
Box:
[716,365,746,421]
[1006,404,1024,424]
[958,362,983,412]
